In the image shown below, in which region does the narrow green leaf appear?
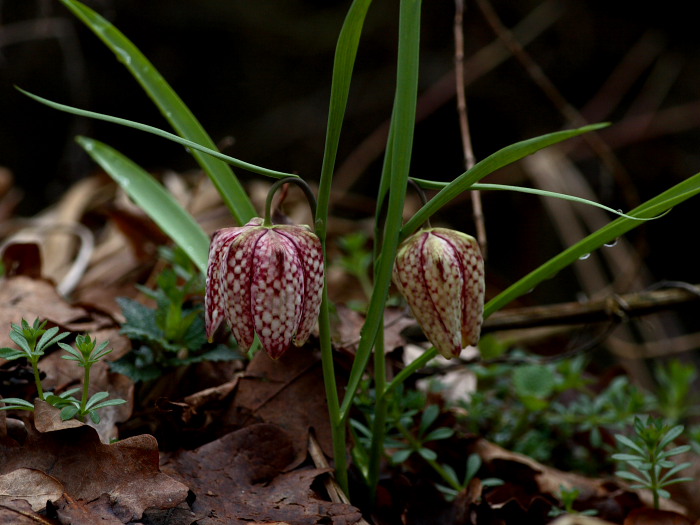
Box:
[658,425,685,449]
[76,137,210,274]
[401,123,609,239]
[85,391,110,410]
[423,427,455,442]
[58,0,257,224]
[19,89,296,182]
[0,348,26,360]
[410,181,657,222]
[89,398,128,410]
[316,0,373,237]
[341,0,422,421]
[615,470,649,484]
[485,170,700,317]
[0,398,35,410]
[60,405,80,421]
[418,447,437,461]
[614,434,646,456]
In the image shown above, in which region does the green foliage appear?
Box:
[110,248,243,382]
[457,352,653,470]
[613,416,693,509]
[333,232,373,308]
[0,319,125,423]
[548,485,598,517]
[436,454,503,502]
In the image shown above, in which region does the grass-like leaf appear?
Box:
[58,0,257,224]
[77,137,210,274]
[411,181,656,222]
[485,169,700,317]
[19,89,296,182]
[401,123,609,239]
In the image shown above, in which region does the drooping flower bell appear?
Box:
[392,228,484,359]
[205,179,324,359]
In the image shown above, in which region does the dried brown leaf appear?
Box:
[162,423,361,525]
[0,468,63,512]
[226,345,333,469]
[0,401,188,523]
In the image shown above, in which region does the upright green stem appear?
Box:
[80,364,92,414]
[367,322,387,496]
[31,358,44,400]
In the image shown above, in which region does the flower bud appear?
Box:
[392,228,484,359]
[206,217,324,359]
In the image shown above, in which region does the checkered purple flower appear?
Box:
[205,217,324,359]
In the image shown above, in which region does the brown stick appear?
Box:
[483,282,700,332]
[454,0,487,258]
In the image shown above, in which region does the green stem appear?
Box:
[395,420,461,491]
[383,348,437,399]
[319,284,348,493]
[367,322,387,498]
[263,176,314,227]
[31,358,44,400]
[81,364,91,414]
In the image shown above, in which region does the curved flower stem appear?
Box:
[263,176,318,227]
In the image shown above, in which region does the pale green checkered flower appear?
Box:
[393,228,484,359]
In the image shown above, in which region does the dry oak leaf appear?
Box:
[0,401,188,523]
[161,423,362,525]
[0,468,63,512]
[225,345,334,470]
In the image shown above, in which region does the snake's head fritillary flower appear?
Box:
[205,217,324,359]
[392,228,484,359]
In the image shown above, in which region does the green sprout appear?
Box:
[0,319,125,423]
[612,416,693,509]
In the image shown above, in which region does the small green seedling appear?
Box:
[0,319,125,423]
[111,247,242,382]
[436,453,504,502]
[548,485,598,517]
[613,416,693,509]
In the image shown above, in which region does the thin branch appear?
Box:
[454,0,487,257]
[473,0,639,207]
[482,282,700,332]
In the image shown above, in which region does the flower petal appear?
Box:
[276,225,324,347]
[251,229,305,358]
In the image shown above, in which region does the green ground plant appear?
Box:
[0,319,126,423]
[613,416,693,509]
[110,247,243,382]
[19,0,700,500]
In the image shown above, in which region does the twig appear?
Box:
[332,0,563,194]
[473,0,639,207]
[483,282,700,332]
[307,433,372,525]
[454,0,487,257]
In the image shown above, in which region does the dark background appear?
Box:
[2,0,700,306]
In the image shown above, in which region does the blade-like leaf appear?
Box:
[401,123,609,239]
[0,347,26,360]
[19,89,296,182]
[84,391,110,410]
[58,0,257,224]
[658,425,685,449]
[77,137,210,274]
[88,398,128,410]
[485,170,700,317]
[0,398,35,410]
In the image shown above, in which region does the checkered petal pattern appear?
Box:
[392,228,484,359]
[205,217,324,359]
